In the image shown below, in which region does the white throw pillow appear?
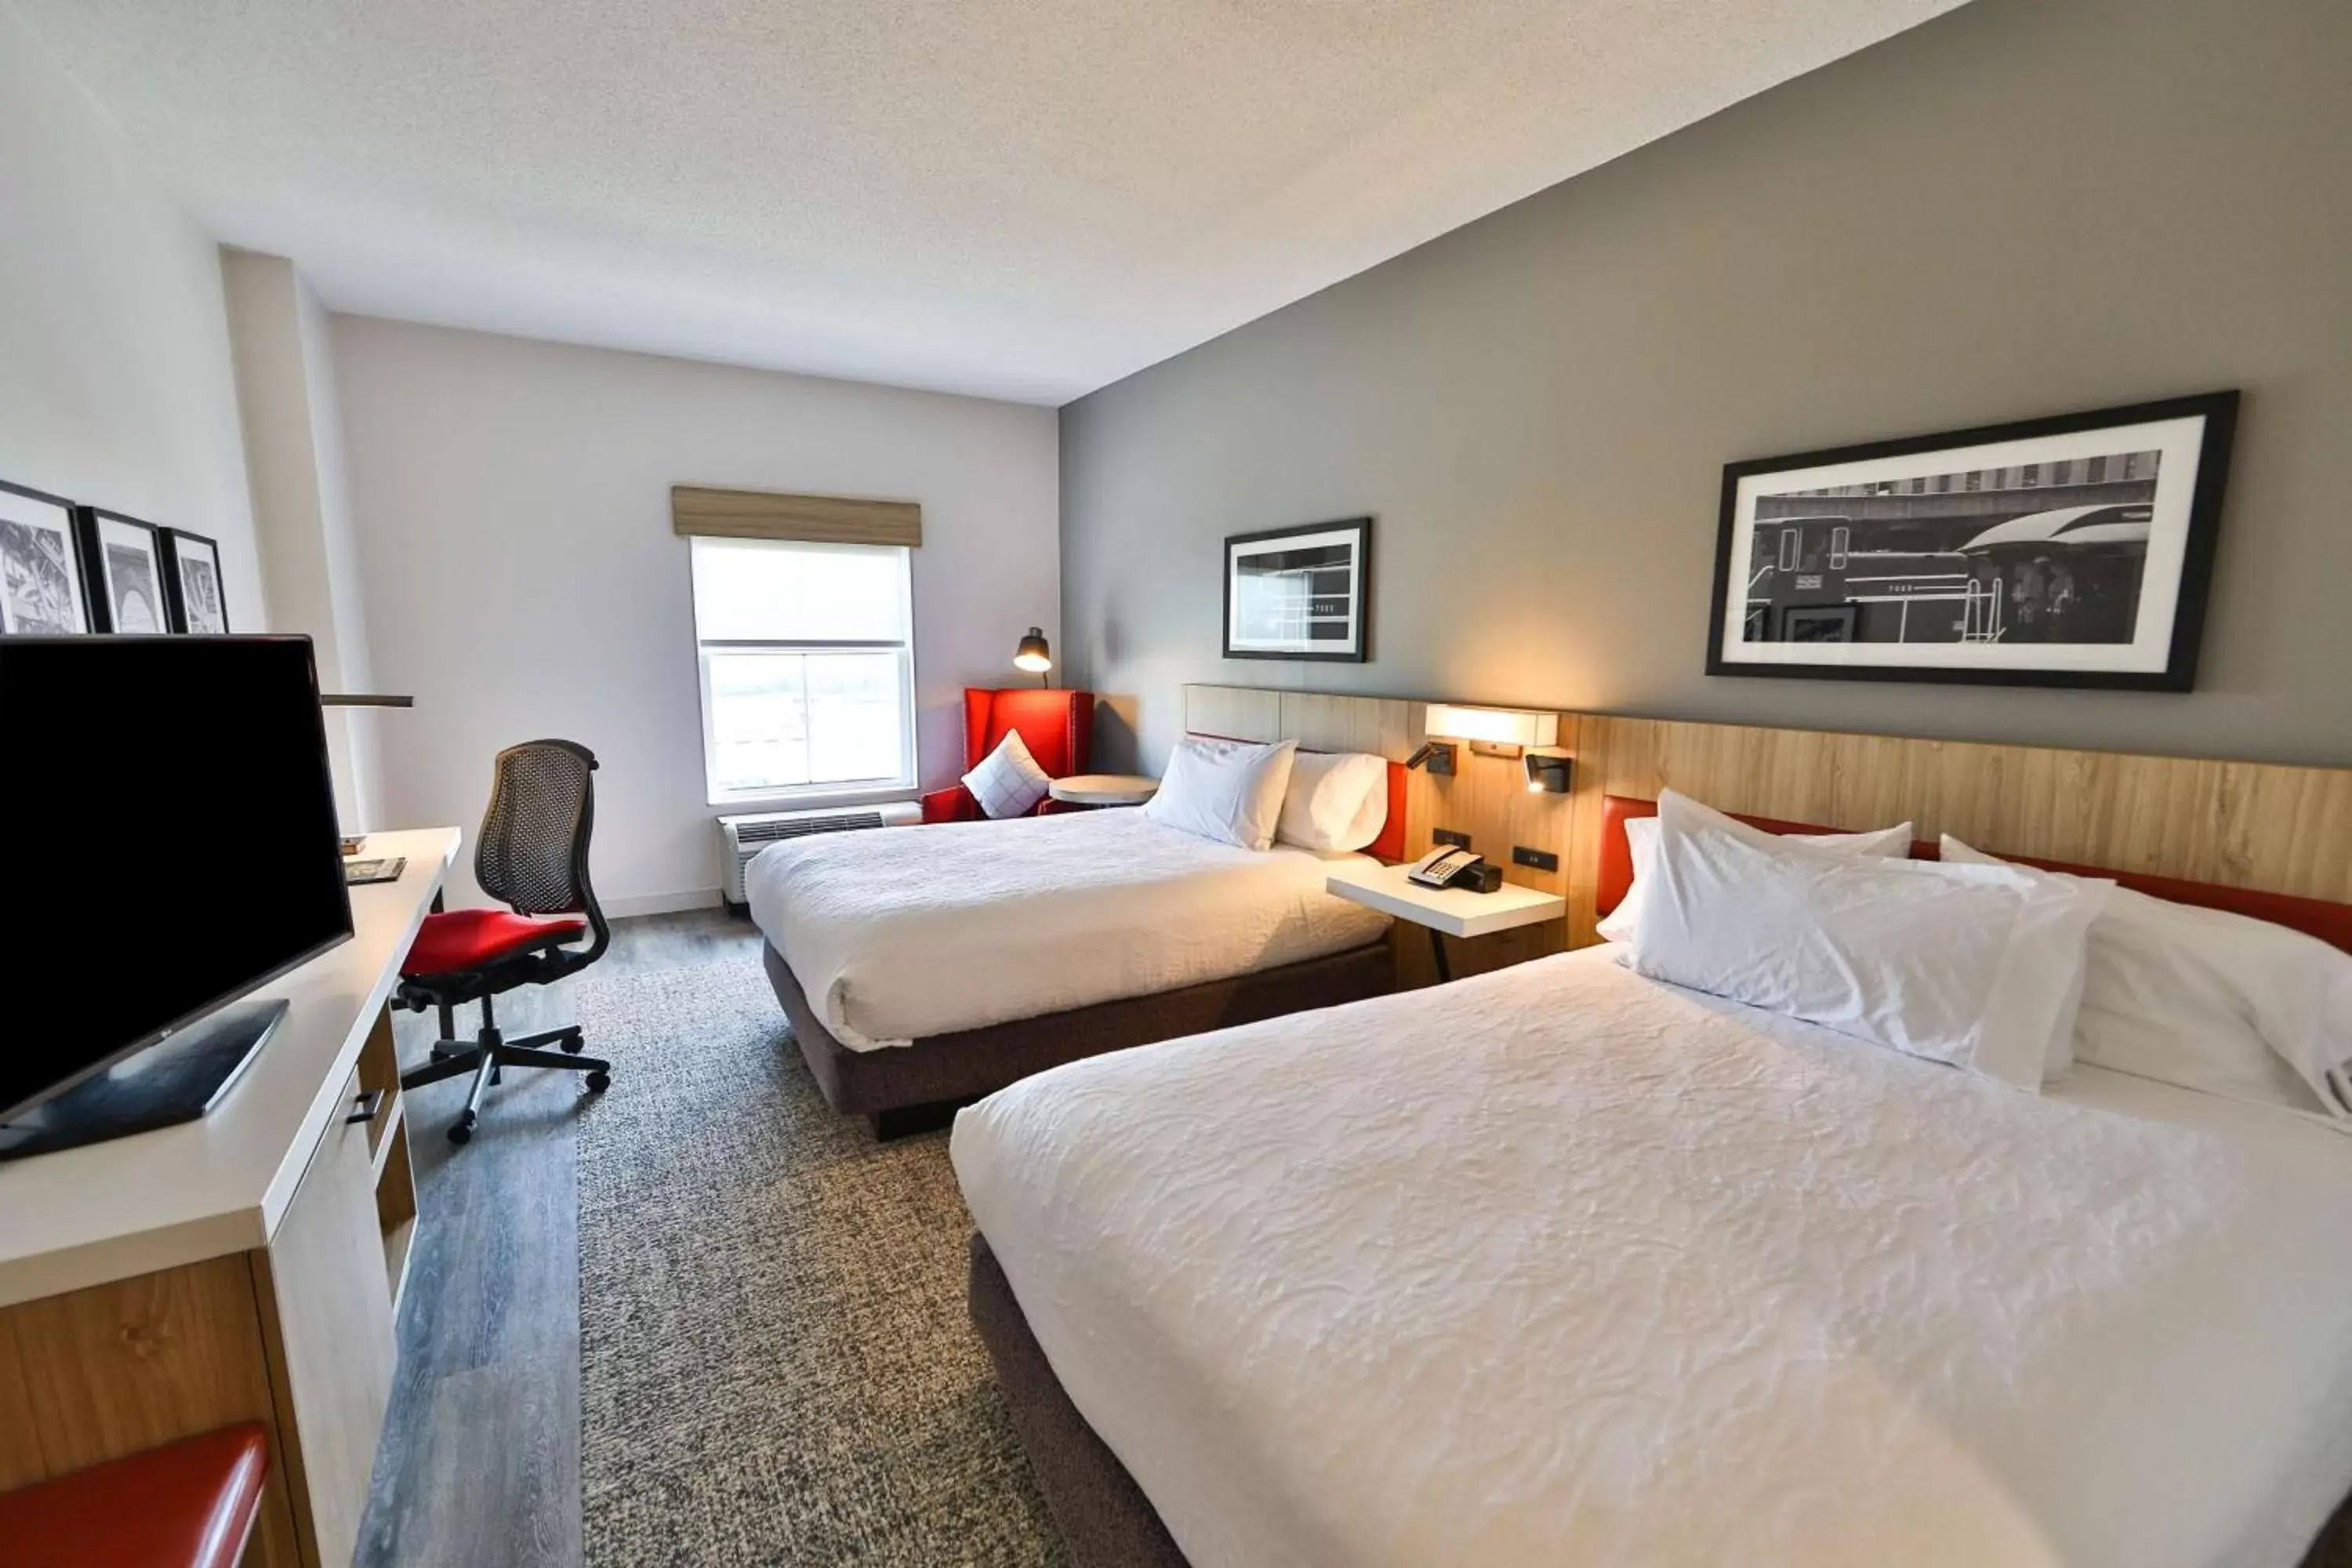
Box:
[1143,737,1298,851]
[1276,752,1388,852]
[961,729,1052,819]
[1595,809,1915,943]
[1943,836,2352,1121]
[1630,792,2101,1091]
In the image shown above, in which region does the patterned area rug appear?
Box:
[573,958,1065,1566]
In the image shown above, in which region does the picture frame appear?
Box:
[1221,516,1372,662]
[0,480,94,635]
[82,508,173,634]
[1704,390,2238,691]
[158,527,230,633]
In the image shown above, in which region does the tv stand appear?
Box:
[0,998,291,1161]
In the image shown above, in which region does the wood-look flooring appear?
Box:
[356,909,764,1568]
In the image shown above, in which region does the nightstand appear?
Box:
[1325,862,1566,983]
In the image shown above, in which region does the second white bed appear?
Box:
[953,946,2352,1568]
[745,806,1392,1050]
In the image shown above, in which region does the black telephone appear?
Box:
[1406,844,1500,893]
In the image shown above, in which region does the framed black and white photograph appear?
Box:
[1222,517,1370,662]
[1706,390,2238,690]
[160,528,230,633]
[0,480,93,636]
[84,509,172,633]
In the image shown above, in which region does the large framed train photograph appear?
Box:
[1705,391,2238,690]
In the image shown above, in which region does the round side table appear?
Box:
[1047,773,1160,808]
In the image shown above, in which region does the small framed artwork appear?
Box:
[83,509,173,633]
[0,480,94,635]
[1705,390,2238,690]
[159,528,230,633]
[1222,517,1371,662]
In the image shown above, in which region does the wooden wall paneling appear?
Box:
[1559,713,2352,948]
[1274,691,1420,760]
[1182,684,1280,744]
[1,1254,303,1568]
[0,1321,45,1491]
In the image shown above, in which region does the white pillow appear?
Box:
[1143,737,1298,851]
[1943,836,2352,1121]
[1595,810,1915,943]
[1630,792,2101,1091]
[961,729,1051,819]
[1276,752,1388,852]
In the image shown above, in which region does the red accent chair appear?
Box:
[921,688,1094,822]
[0,1422,269,1568]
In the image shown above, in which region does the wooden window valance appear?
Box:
[670,485,921,547]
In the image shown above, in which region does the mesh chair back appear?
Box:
[475,740,598,916]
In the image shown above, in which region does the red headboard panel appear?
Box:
[1595,793,2352,953]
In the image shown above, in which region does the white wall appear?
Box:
[332,317,1060,912]
[221,250,384,828]
[0,2,262,623]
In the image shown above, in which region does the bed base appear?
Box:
[969,1234,1189,1567]
[762,938,1394,1138]
[971,1229,2352,1568]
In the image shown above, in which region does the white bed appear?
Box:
[744,806,1392,1051]
[953,945,2352,1568]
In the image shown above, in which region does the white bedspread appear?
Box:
[744,808,1390,1050]
[953,946,2352,1568]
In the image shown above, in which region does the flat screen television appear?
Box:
[0,635,353,1134]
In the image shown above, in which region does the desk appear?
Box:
[1325,861,1566,983]
[0,827,459,1568]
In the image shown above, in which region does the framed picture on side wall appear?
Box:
[1222,517,1371,662]
[1705,390,2238,690]
[0,480,93,635]
[160,528,230,633]
[83,509,172,633]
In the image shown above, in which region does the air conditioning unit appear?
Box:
[719,802,922,910]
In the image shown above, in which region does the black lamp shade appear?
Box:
[1014,627,1052,673]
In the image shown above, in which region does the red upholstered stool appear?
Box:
[0,1422,269,1568]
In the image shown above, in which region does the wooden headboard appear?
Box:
[1563,713,2352,949]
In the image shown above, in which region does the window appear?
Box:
[1829,525,1849,569]
[688,536,915,804]
[1777,528,1800,572]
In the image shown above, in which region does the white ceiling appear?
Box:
[15,0,1963,405]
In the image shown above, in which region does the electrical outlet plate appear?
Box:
[1512,844,1559,873]
[1432,828,1472,849]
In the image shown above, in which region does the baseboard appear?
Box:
[603,887,724,919]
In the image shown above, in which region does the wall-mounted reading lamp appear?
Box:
[1416,704,1573,792]
[1013,627,1052,687]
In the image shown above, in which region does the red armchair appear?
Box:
[922,687,1094,822]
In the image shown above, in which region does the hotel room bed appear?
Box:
[747,805,1395,1127]
[953,946,2352,1567]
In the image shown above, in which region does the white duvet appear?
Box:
[953,946,2352,1568]
[744,808,1391,1050]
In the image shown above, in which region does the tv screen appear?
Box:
[0,635,353,1123]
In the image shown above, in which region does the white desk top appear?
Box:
[1325,860,1566,938]
[0,827,460,1308]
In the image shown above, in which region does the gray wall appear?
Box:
[1059,0,2352,773]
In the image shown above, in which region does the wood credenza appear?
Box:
[0,829,459,1568]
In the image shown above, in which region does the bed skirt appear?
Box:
[969,1233,1189,1568]
[761,937,1394,1124]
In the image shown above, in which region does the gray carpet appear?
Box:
[573,958,1065,1566]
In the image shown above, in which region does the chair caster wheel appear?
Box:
[585,1070,610,1094]
[561,1035,584,1054]
[448,1119,474,1146]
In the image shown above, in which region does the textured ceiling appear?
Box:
[14,0,1965,404]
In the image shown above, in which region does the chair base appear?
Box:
[399,1015,609,1145]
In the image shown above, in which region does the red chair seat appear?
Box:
[0,1422,269,1568]
[402,909,586,977]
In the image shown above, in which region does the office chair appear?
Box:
[397,739,612,1145]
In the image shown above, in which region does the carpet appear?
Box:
[573,957,1065,1566]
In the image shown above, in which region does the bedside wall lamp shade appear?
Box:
[1524,749,1573,793]
[1424,705,1559,750]
[1014,627,1052,683]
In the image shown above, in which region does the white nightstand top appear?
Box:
[1325,861,1566,938]
[1049,773,1160,806]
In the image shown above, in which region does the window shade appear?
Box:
[670,485,921,547]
